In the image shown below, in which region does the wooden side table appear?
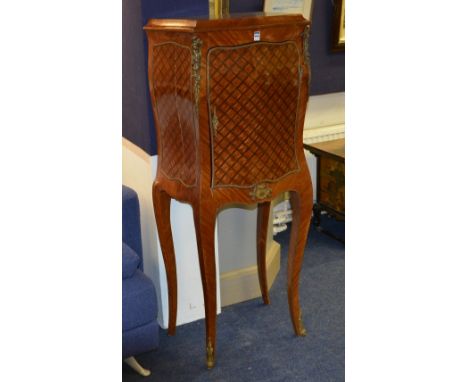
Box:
[145,14,313,368]
[304,138,345,242]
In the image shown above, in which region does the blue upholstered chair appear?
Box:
[122,185,159,376]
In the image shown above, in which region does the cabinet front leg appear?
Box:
[152,184,177,335]
[193,203,218,369]
[287,187,313,336]
[257,201,272,305]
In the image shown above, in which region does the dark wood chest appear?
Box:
[304,138,345,218]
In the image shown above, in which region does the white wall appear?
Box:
[218,205,263,274]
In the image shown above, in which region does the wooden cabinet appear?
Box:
[304,138,345,242]
[145,14,313,368]
[319,156,345,214]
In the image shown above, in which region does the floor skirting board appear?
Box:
[303,92,344,144]
[220,241,280,307]
[303,124,345,144]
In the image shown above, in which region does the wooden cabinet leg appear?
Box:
[313,203,321,227]
[287,187,313,336]
[152,183,177,335]
[193,203,218,369]
[256,201,271,305]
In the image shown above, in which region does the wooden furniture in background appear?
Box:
[304,138,345,242]
[145,14,313,368]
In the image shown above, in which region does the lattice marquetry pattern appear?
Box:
[152,43,197,186]
[208,42,301,188]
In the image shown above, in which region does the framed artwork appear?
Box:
[332,0,345,51]
[209,0,229,18]
[264,0,313,20]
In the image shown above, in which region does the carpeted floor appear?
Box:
[123,217,344,381]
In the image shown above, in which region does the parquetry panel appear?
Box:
[208,42,301,188]
[152,43,197,187]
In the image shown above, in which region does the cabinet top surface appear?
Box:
[304,139,345,161]
[144,13,309,32]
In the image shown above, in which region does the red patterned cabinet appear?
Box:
[145,14,313,368]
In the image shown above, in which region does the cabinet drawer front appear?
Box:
[319,157,345,213]
[207,41,301,188]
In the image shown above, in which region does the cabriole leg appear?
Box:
[257,201,272,304]
[193,203,218,369]
[287,186,313,336]
[152,183,178,335]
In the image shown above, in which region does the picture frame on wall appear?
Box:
[263,0,313,20]
[332,0,345,51]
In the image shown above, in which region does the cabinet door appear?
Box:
[207,41,302,188]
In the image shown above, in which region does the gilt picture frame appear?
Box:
[332,0,345,51]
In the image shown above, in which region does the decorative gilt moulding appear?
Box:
[191,37,202,114]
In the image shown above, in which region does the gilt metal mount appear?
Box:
[211,107,219,137]
[249,183,272,201]
[192,37,203,113]
[298,309,307,336]
[206,339,215,369]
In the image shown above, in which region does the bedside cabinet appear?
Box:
[145,13,313,368]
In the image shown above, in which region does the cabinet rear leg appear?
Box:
[152,184,177,335]
[257,201,272,304]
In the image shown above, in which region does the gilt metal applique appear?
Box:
[192,37,203,113]
[211,107,219,137]
[206,339,214,368]
[298,309,307,336]
[249,183,272,201]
